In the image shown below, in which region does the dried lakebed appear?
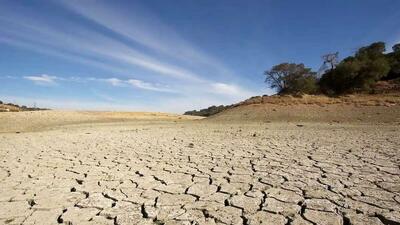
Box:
[0,122,399,225]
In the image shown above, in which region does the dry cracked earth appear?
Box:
[0,121,400,225]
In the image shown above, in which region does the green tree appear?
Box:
[356,42,386,58]
[384,43,400,80]
[264,63,318,95]
[320,42,390,94]
[319,57,360,94]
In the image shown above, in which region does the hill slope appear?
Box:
[208,94,400,123]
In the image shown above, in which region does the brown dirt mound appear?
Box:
[208,94,400,123]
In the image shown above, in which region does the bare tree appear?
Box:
[393,43,400,53]
[317,52,339,77]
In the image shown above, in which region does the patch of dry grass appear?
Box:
[237,93,400,107]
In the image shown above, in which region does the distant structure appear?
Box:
[317,52,339,78]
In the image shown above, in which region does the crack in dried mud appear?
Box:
[0,122,399,225]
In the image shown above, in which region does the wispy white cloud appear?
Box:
[19,75,176,93]
[87,77,175,92]
[127,79,174,93]
[17,74,258,100]
[0,35,131,75]
[2,74,264,112]
[24,74,57,85]
[89,77,124,87]
[3,0,235,82]
[210,83,255,98]
[59,0,234,77]
[105,78,123,87]
[0,12,204,82]
[0,1,264,112]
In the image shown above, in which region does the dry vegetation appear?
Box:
[236,93,400,107]
[209,93,400,123]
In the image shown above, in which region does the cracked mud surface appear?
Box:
[0,121,399,225]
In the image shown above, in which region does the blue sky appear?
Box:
[1,0,400,112]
